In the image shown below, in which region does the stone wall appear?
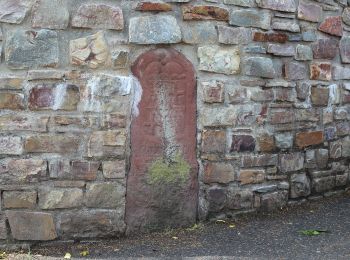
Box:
[0,0,349,245]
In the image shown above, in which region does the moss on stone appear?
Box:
[148,152,190,185]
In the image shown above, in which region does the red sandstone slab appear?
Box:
[126,48,198,232]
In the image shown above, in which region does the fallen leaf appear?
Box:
[299,229,328,236]
[172,236,179,240]
[64,252,71,259]
[215,220,226,224]
[229,224,236,228]
[80,250,89,257]
[0,251,7,259]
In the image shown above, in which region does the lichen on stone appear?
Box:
[148,152,191,185]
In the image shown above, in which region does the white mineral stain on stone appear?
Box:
[52,83,67,111]
[327,84,339,112]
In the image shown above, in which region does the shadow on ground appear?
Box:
[7,193,350,259]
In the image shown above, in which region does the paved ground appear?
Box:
[6,193,350,259]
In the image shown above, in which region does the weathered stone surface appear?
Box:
[296,131,324,148]
[70,32,109,69]
[31,0,69,29]
[60,210,125,238]
[340,36,350,63]
[103,160,125,179]
[311,175,335,193]
[198,46,240,75]
[342,7,350,26]
[274,88,297,102]
[257,133,275,152]
[25,135,80,154]
[250,88,274,102]
[0,93,24,110]
[182,5,229,21]
[260,191,288,211]
[336,121,350,136]
[29,83,80,111]
[269,109,294,124]
[72,4,123,30]
[267,44,294,56]
[207,187,226,212]
[0,159,46,184]
[111,49,129,69]
[5,29,59,69]
[87,130,126,158]
[224,0,256,7]
[229,9,271,30]
[203,162,235,184]
[239,169,265,185]
[3,191,37,209]
[39,187,83,209]
[290,173,311,198]
[218,26,252,45]
[319,16,342,37]
[311,86,329,106]
[135,2,172,12]
[298,1,323,22]
[244,57,276,78]
[201,80,224,103]
[182,22,217,44]
[295,45,313,61]
[256,0,296,12]
[0,76,25,90]
[312,39,338,59]
[310,62,332,81]
[0,114,48,132]
[0,136,22,155]
[202,129,226,153]
[129,15,181,44]
[275,133,293,149]
[6,211,57,240]
[333,65,350,80]
[342,137,350,157]
[127,48,197,232]
[241,154,278,168]
[70,161,100,180]
[253,31,288,43]
[0,0,33,24]
[231,135,256,152]
[284,61,306,80]
[272,19,300,32]
[85,182,125,208]
[279,152,304,173]
[0,216,6,240]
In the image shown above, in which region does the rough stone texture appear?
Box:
[298,1,323,22]
[182,5,229,21]
[0,136,23,155]
[340,36,350,63]
[290,173,311,198]
[296,131,324,148]
[3,191,37,209]
[135,2,172,12]
[6,211,57,241]
[218,26,252,45]
[319,16,343,37]
[198,46,240,75]
[25,135,79,154]
[312,39,338,60]
[39,187,83,209]
[85,182,125,208]
[256,0,296,12]
[129,15,181,44]
[59,210,125,238]
[0,216,6,240]
[253,31,288,43]
[182,22,217,44]
[231,135,256,152]
[260,191,288,211]
[279,153,304,173]
[239,169,265,185]
[70,32,109,69]
[72,4,123,30]
[202,130,226,153]
[5,29,59,69]
[244,57,276,78]
[203,162,235,184]
[230,9,271,30]
[31,0,69,29]
[310,62,332,81]
[0,0,33,24]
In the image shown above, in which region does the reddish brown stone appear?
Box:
[269,110,294,124]
[71,161,100,180]
[312,39,338,59]
[311,86,329,106]
[239,169,265,185]
[201,81,224,103]
[231,135,256,152]
[296,131,324,148]
[182,5,229,21]
[24,135,80,154]
[126,48,197,232]
[0,92,24,110]
[135,2,172,12]
[319,16,343,37]
[202,129,226,153]
[257,133,275,152]
[310,62,332,81]
[203,162,235,184]
[253,31,288,43]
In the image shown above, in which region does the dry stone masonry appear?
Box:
[0,0,349,245]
